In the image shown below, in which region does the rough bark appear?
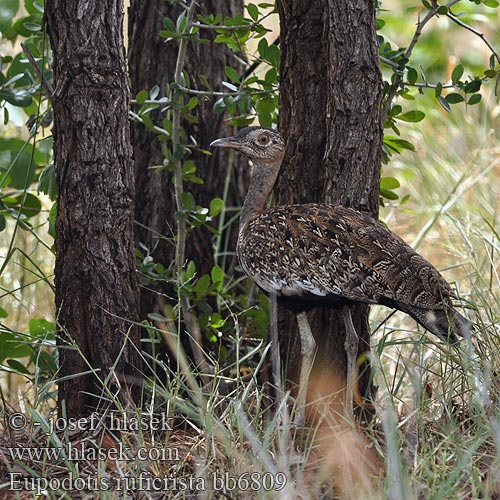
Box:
[46,0,141,417]
[276,0,383,410]
[128,0,247,322]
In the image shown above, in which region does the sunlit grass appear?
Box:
[371,89,500,498]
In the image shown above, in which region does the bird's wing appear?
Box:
[237,204,455,310]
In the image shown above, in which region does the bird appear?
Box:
[210,126,471,424]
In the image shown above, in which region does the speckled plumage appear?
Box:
[238,203,469,340]
[212,127,470,342]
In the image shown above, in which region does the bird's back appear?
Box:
[237,203,469,339]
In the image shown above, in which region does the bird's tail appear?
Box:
[395,302,472,343]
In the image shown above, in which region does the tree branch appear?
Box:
[382,0,463,121]
[21,43,53,97]
[446,11,500,65]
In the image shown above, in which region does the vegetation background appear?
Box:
[0,0,499,498]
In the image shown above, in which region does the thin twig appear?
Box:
[21,43,53,97]
[172,0,197,269]
[192,10,275,31]
[130,98,171,106]
[406,79,487,89]
[129,110,170,137]
[446,11,500,65]
[382,0,463,121]
[178,85,273,97]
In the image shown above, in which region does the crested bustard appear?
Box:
[211,126,470,424]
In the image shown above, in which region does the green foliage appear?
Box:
[0,0,55,378]
[378,0,499,168]
[0,318,56,380]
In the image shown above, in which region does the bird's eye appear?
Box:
[258,134,270,145]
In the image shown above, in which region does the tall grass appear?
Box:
[370,90,500,498]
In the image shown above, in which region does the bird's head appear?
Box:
[210,127,284,166]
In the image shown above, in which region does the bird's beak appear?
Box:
[210,137,238,148]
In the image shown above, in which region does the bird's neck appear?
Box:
[240,160,281,228]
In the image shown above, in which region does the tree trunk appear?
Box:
[128,0,246,325]
[276,0,383,411]
[46,0,141,418]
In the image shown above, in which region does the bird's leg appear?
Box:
[342,306,359,420]
[295,311,316,426]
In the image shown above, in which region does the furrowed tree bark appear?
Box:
[46,0,141,417]
[276,0,383,412]
[129,0,246,326]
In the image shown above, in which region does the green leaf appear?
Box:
[13,15,37,36]
[23,21,40,31]
[258,113,273,127]
[451,64,464,83]
[38,163,57,200]
[6,359,31,375]
[209,197,224,217]
[150,85,160,100]
[445,93,464,104]
[194,274,211,298]
[0,0,19,34]
[213,98,226,115]
[464,79,481,93]
[29,318,56,337]
[224,66,239,83]
[209,312,225,329]
[163,16,176,32]
[36,350,57,376]
[0,332,32,362]
[187,97,199,110]
[211,265,224,291]
[246,3,259,21]
[0,138,37,188]
[181,191,195,211]
[389,105,402,117]
[380,176,400,190]
[384,136,416,152]
[256,96,276,115]
[199,74,212,91]
[26,0,44,15]
[0,88,32,107]
[407,67,418,85]
[397,110,425,122]
[11,193,42,218]
[264,67,278,84]
[467,94,481,105]
[434,82,442,98]
[484,0,499,7]
[0,307,8,318]
[438,96,451,112]
[136,90,148,104]
[184,260,196,282]
[257,38,268,59]
[380,188,399,200]
[159,30,177,40]
[265,44,280,68]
